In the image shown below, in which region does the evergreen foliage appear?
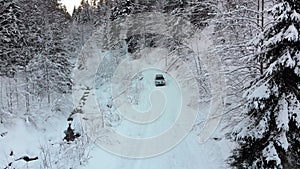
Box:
[228,1,300,168]
[0,0,27,77]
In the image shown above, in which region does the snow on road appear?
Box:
[69,20,231,168]
[114,69,181,138]
[78,35,230,169]
[84,134,230,169]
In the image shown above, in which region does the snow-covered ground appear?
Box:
[113,69,181,137]
[0,116,231,169]
[76,30,231,168]
[0,95,90,169]
[84,133,231,169]
[0,110,69,168]
[0,64,231,169]
[1,21,232,169]
[83,66,232,168]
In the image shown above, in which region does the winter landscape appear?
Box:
[0,0,299,169]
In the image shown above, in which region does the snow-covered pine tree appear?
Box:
[36,0,72,97]
[228,1,300,168]
[74,0,93,23]
[93,0,110,26]
[111,0,133,20]
[71,0,96,48]
[20,0,72,103]
[0,0,27,77]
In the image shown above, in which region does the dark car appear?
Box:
[155,74,166,86]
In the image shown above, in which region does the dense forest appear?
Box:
[0,0,299,168]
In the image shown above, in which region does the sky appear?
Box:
[60,0,82,14]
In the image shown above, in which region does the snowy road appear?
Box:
[81,67,230,168]
[70,22,231,168]
[114,69,181,138]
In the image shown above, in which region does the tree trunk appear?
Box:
[15,78,19,109]
[258,0,265,75]
[25,76,30,113]
[0,76,3,110]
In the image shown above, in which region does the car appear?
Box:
[155,74,166,86]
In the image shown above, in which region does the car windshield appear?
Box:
[155,74,164,79]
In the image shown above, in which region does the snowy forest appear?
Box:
[0,0,299,169]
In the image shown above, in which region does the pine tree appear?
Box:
[74,0,93,23]
[229,1,300,168]
[0,0,27,77]
[35,0,72,97]
[94,0,110,26]
[111,0,134,20]
[21,0,72,100]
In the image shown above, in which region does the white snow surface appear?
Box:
[0,112,72,168]
[73,25,230,168]
[80,58,230,168]
[82,69,230,169]
[83,134,230,169]
[263,142,281,166]
[283,24,299,42]
[0,23,231,169]
[276,96,289,131]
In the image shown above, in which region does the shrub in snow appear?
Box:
[40,134,91,169]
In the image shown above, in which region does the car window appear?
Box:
[155,74,164,79]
